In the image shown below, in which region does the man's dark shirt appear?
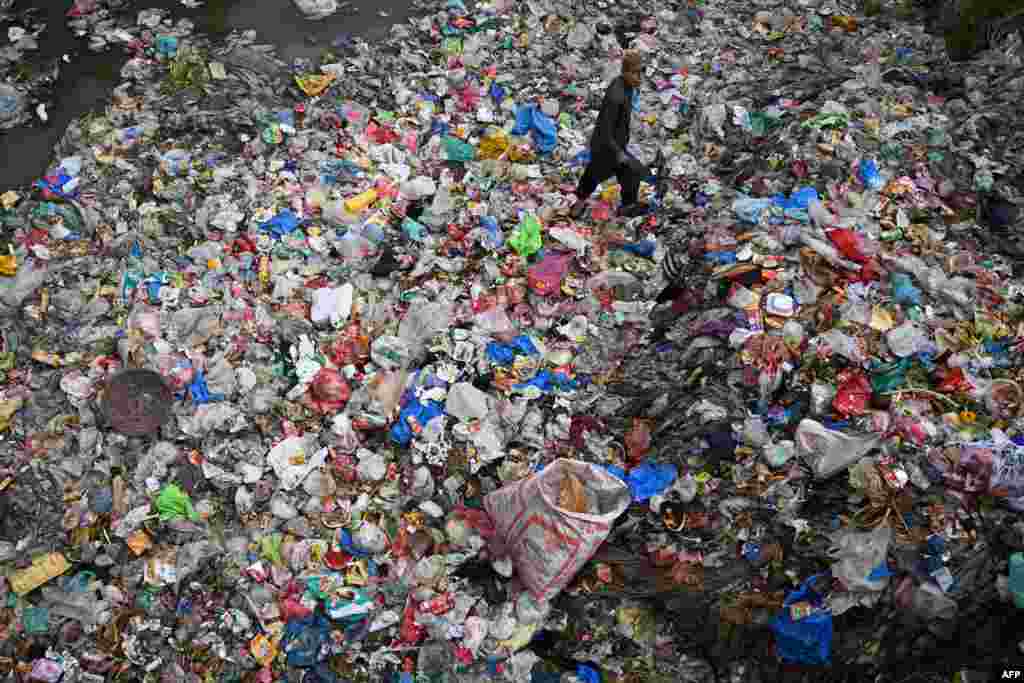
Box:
[589,75,633,163]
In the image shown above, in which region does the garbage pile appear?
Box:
[0,0,1024,680]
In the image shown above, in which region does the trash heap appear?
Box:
[1,0,1024,681]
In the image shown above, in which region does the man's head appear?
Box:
[622,50,643,88]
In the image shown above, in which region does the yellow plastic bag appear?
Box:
[0,254,16,277]
[0,398,23,433]
[295,73,336,97]
[344,189,378,213]
[478,129,510,160]
[10,553,71,595]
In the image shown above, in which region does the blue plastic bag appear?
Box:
[486,335,539,365]
[259,209,301,240]
[180,370,224,406]
[618,240,657,259]
[732,195,774,225]
[859,159,884,191]
[626,462,678,501]
[480,215,504,250]
[890,273,921,306]
[282,615,331,668]
[770,574,833,665]
[390,397,445,446]
[511,104,558,155]
[771,186,819,211]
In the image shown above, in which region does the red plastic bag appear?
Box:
[832,371,872,416]
[938,367,971,394]
[624,418,652,463]
[305,367,351,414]
[827,229,867,264]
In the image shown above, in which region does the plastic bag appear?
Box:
[795,419,880,479]
[832,371,872,416]
[442,136,476,162]
[305,368,351,414]
[732,195,773,225]
[511,104,558,155]
[527,251,573,296]
[156,484,198,522]
[770,575,833,665]
[890,272,921,306]
[484,459,631,601]
[478,129,511,160]
[858,158,884,191]
[830,526,892,592]
[267,437,329,490]
[509,213,543,257]
[292,0,338,19]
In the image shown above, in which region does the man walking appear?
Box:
[570,50,650,220]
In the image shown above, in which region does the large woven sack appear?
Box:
[484,459,631,602]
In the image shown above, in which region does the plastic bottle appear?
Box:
[1010,552,1024,608]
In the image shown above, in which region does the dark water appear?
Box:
[0,0,413,191]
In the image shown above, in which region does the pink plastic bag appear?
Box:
[527,251,573,296]
[484,459,631,602]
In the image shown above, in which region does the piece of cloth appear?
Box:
[590,75,633,162]
[575,154,648,206]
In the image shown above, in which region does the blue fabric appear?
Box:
[259,209,301,239]
[511,104,558,155]
[770,574,832,665]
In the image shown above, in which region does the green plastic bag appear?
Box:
[442,136,476,163]
[22,607,50,634]
[260,533,284,566]
[156,483,198,522]
[508,213,543,257]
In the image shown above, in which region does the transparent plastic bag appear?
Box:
[830,526,892,592]
[795,419,880,479]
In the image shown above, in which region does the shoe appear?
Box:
[569,201,586,220]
